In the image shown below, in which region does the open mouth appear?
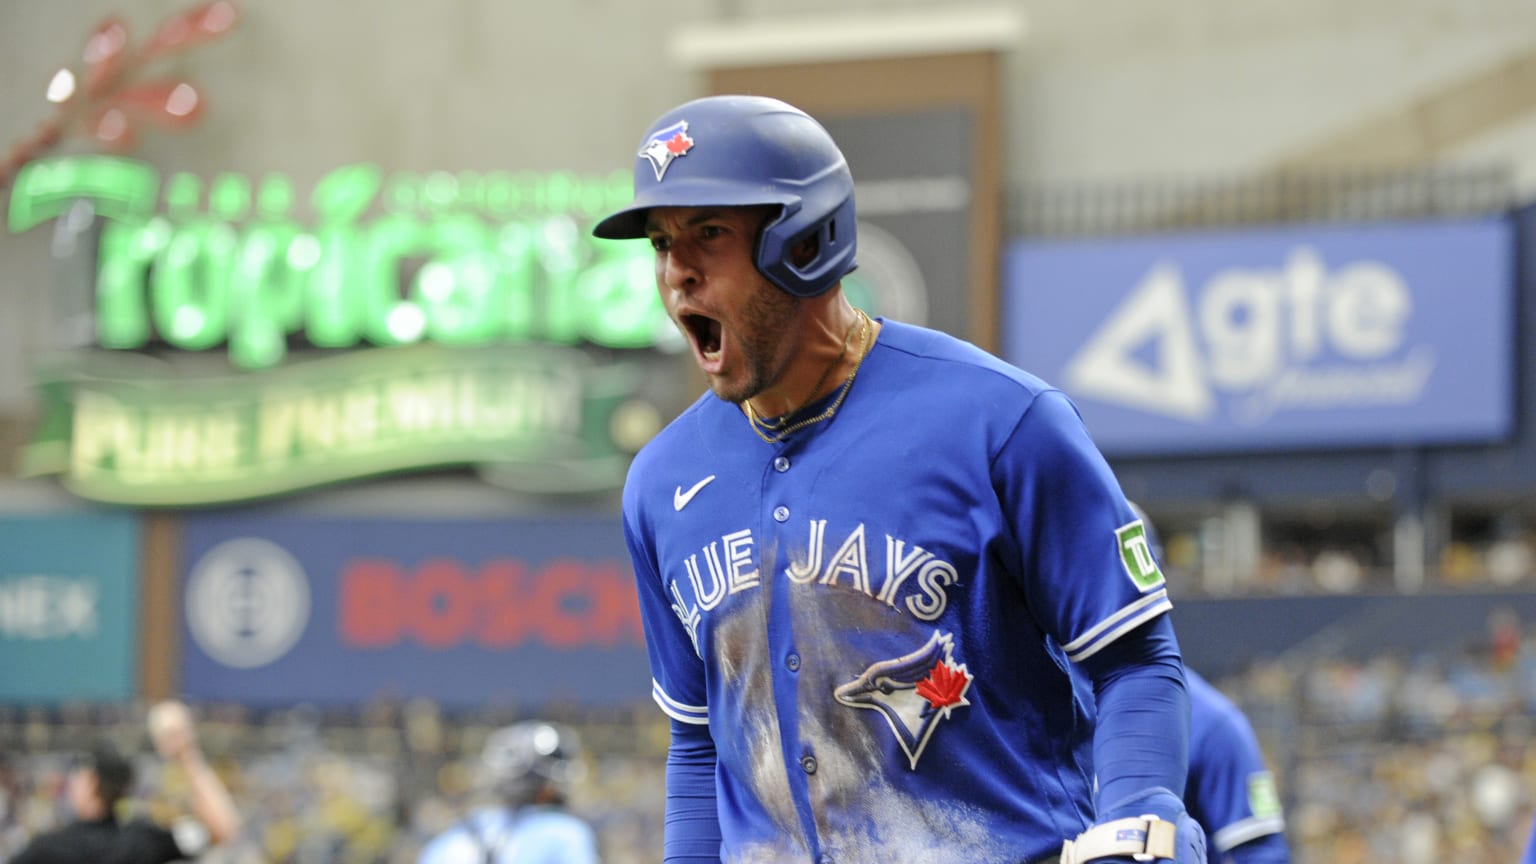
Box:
[681,313,723,367]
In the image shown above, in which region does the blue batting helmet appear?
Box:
[592,94,858,298]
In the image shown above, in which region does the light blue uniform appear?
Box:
[417,806,600,864]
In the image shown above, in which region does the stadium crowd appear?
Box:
[0,702,670,864]
[4,626,1536,863]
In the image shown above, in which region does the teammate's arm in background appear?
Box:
[147,699,242,847]
[1184,670,1291,864]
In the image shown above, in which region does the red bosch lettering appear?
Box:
[338,557,644,649]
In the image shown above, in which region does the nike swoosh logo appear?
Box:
[673,475,717,511]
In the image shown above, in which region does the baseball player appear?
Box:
[597,94,1206,864]
[417,721,600,864]
[1126,504,1291,864]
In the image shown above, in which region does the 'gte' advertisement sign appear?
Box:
[179,514,648,708]
[1002,218,1513,455]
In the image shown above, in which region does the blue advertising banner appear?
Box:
[0,513,139,703]
[179,515,649,709]
[1002,218,1514,455]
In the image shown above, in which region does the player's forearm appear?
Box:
[1079,616,1190,819]
[664,719,722,863]
[176,749,242,845]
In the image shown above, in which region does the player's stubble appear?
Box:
[701,277,802,408]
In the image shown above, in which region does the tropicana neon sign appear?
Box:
[7,155,674,369]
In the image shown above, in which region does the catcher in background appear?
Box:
[417,721,600,864]
[8,700,241,863]
[601,93,1205,864]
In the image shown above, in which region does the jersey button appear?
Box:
[773,456,790,472]
[800,755,817,775]
[773,506,790,522]
[786,652,800,671]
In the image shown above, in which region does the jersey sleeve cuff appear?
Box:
[1062,589,1172,662]
[1212,815,1286,851]
[653,679,709,725]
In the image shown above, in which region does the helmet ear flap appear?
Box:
[758,196,857,298]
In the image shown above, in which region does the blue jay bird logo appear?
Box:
[640,120,694,181]
[834,631,974,770]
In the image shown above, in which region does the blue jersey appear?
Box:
[1186,670,1290,863]
[622,320,1174,864]
[417,806,600,864]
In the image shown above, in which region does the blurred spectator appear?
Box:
[7,700,240,863]
[1487,534,1535,586]
[1310,548,1365,593]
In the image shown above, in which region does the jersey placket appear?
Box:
[757,436,831,861]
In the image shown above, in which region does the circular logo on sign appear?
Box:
[186,538,311,669]
[844,221,929,326]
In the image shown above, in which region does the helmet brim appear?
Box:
[591,178,799,239]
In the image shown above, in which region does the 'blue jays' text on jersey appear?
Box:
[1186,669,1288,859]
[621,320,1174,864]
[416,806,600,864]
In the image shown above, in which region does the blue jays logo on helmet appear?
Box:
[834,630,974,770]
[592,94,858,298]
[640,120,694,181]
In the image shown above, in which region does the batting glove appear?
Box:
[1060,788,1206,864]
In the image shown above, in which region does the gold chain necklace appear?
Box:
[751,309,858,431]
[744,308,871,444]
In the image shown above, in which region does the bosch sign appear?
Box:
[180,515,649,708]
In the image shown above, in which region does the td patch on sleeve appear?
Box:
[1115,520,1165,590]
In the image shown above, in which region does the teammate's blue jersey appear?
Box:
[622,319,1174,864]
[416,806,600,864]
[1186,669,1289,862]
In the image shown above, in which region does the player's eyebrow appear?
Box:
[644,210,726,234]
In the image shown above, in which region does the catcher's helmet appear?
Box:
[480,721,581,806]
[592,94,858,298]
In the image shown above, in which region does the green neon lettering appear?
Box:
[153,219,235,351]
[9,156,666,369]
[496,222,538,342]
[96,218,172,348]
[306,164,382,349]
[7,156,159,232]
[418,215,499,345]
[362,214,429,346]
